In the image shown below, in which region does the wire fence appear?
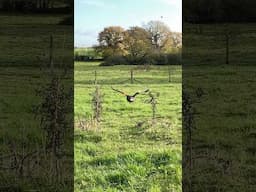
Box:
[183,24,256,65]
[75,67,182,85]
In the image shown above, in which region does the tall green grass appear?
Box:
[75,62,182,191]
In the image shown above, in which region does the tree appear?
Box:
[171,32,182,48]
[98,26,126,58]
[143,20,173,52]
[96,23,182,66]
[123,26,151,64]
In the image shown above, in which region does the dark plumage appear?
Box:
[111,86,149,102]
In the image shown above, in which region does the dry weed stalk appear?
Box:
[145,90,160,125]
[91,85,104,128]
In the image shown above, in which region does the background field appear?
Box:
[0,14,73,191]
[183,23,256,191]
[0,14,73,67]
[74,62,182,191]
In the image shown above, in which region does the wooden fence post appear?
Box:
[49,35,54,72]
[130,69,134,84]
[168,66,171,83]
[94,70,97,85]
[225,33,229,64]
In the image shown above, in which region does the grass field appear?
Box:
[2,13,256,191]
[74,62,182,191]
[0,14,73,191]
[182,23,256,191]
[0,14,73,67]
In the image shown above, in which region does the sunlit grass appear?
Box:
[75,62,182,191]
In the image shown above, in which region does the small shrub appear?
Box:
[100,55,128,66]
[166,52,181,65]
[144,91,160,124]
[151,53,168,65]
[91,86,104,123]
[35,75,71,152]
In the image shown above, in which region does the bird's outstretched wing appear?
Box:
[111,86,128,96]
[132,89,150,97]
[139,89,150,95]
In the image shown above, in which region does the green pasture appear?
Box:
[183,23,256,191]
[0,14,73,67]
[0,14,73,191]
[74,62,182,191]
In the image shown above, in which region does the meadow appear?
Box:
[74,62,182,192]
[2,12,256,191]
[0,14,73,191]
[0,14,73,67]
[182,23,256,191]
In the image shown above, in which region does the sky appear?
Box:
[75,0,182,47]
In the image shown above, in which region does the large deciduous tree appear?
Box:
[171,32,182,48]
[97,26,126,58]
[143,20,173,52]
[123,26,151,64]
[96,23,182,65]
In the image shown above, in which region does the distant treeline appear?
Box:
[74,55,103,62]
[0,0,72,13]
[75,21,182,66]
[91,21,182,66]
[101,51,182,66]
[184,0,256,23]
[74,48,103,62]
[74,47,181,66]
